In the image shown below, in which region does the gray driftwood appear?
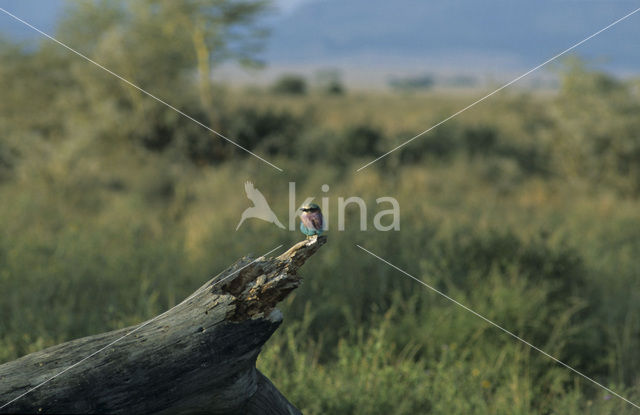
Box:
[0,236,327,414]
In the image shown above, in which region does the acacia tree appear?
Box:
[52,0,270,152]
[129,0,269,115]
[0,0,271,172]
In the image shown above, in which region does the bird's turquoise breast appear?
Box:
[300,222,322,236]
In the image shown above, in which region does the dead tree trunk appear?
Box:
[0,237,326,414]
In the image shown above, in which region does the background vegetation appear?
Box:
[1,1,640,413]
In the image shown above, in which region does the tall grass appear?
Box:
[2,147,640,413]
[1,55,640,411]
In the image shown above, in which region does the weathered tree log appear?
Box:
[0,236,326,414]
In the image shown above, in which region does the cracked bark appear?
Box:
[0,236,326,414]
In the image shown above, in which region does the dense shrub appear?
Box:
[398,122,463,163]
[343,124,384,157]
[272,74,308,95]
[223,106,307,157]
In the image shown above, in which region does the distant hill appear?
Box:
[264,0,640,74]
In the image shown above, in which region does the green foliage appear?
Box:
[343,124,384,158]
[551,58,640,192]
[223,106,307,156]
[271,74,308,95]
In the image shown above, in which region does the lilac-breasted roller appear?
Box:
[299,203,324,238]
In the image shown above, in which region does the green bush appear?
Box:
[271,74,308,95]
[343,124,384,158]
[223,106,307,157]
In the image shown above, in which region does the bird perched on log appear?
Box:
[299,203,324,239]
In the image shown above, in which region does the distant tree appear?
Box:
[31,0,272,164]
[316,69,345,95]
[445,75,477,88]
[141,0,269,114]
[388,74,434,91]
[58,0,269,115]
[271,74,307,95]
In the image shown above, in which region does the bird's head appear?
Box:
[300,203,321,213]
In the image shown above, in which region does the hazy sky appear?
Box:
[276,0,315,14]
[1,0,638,87]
